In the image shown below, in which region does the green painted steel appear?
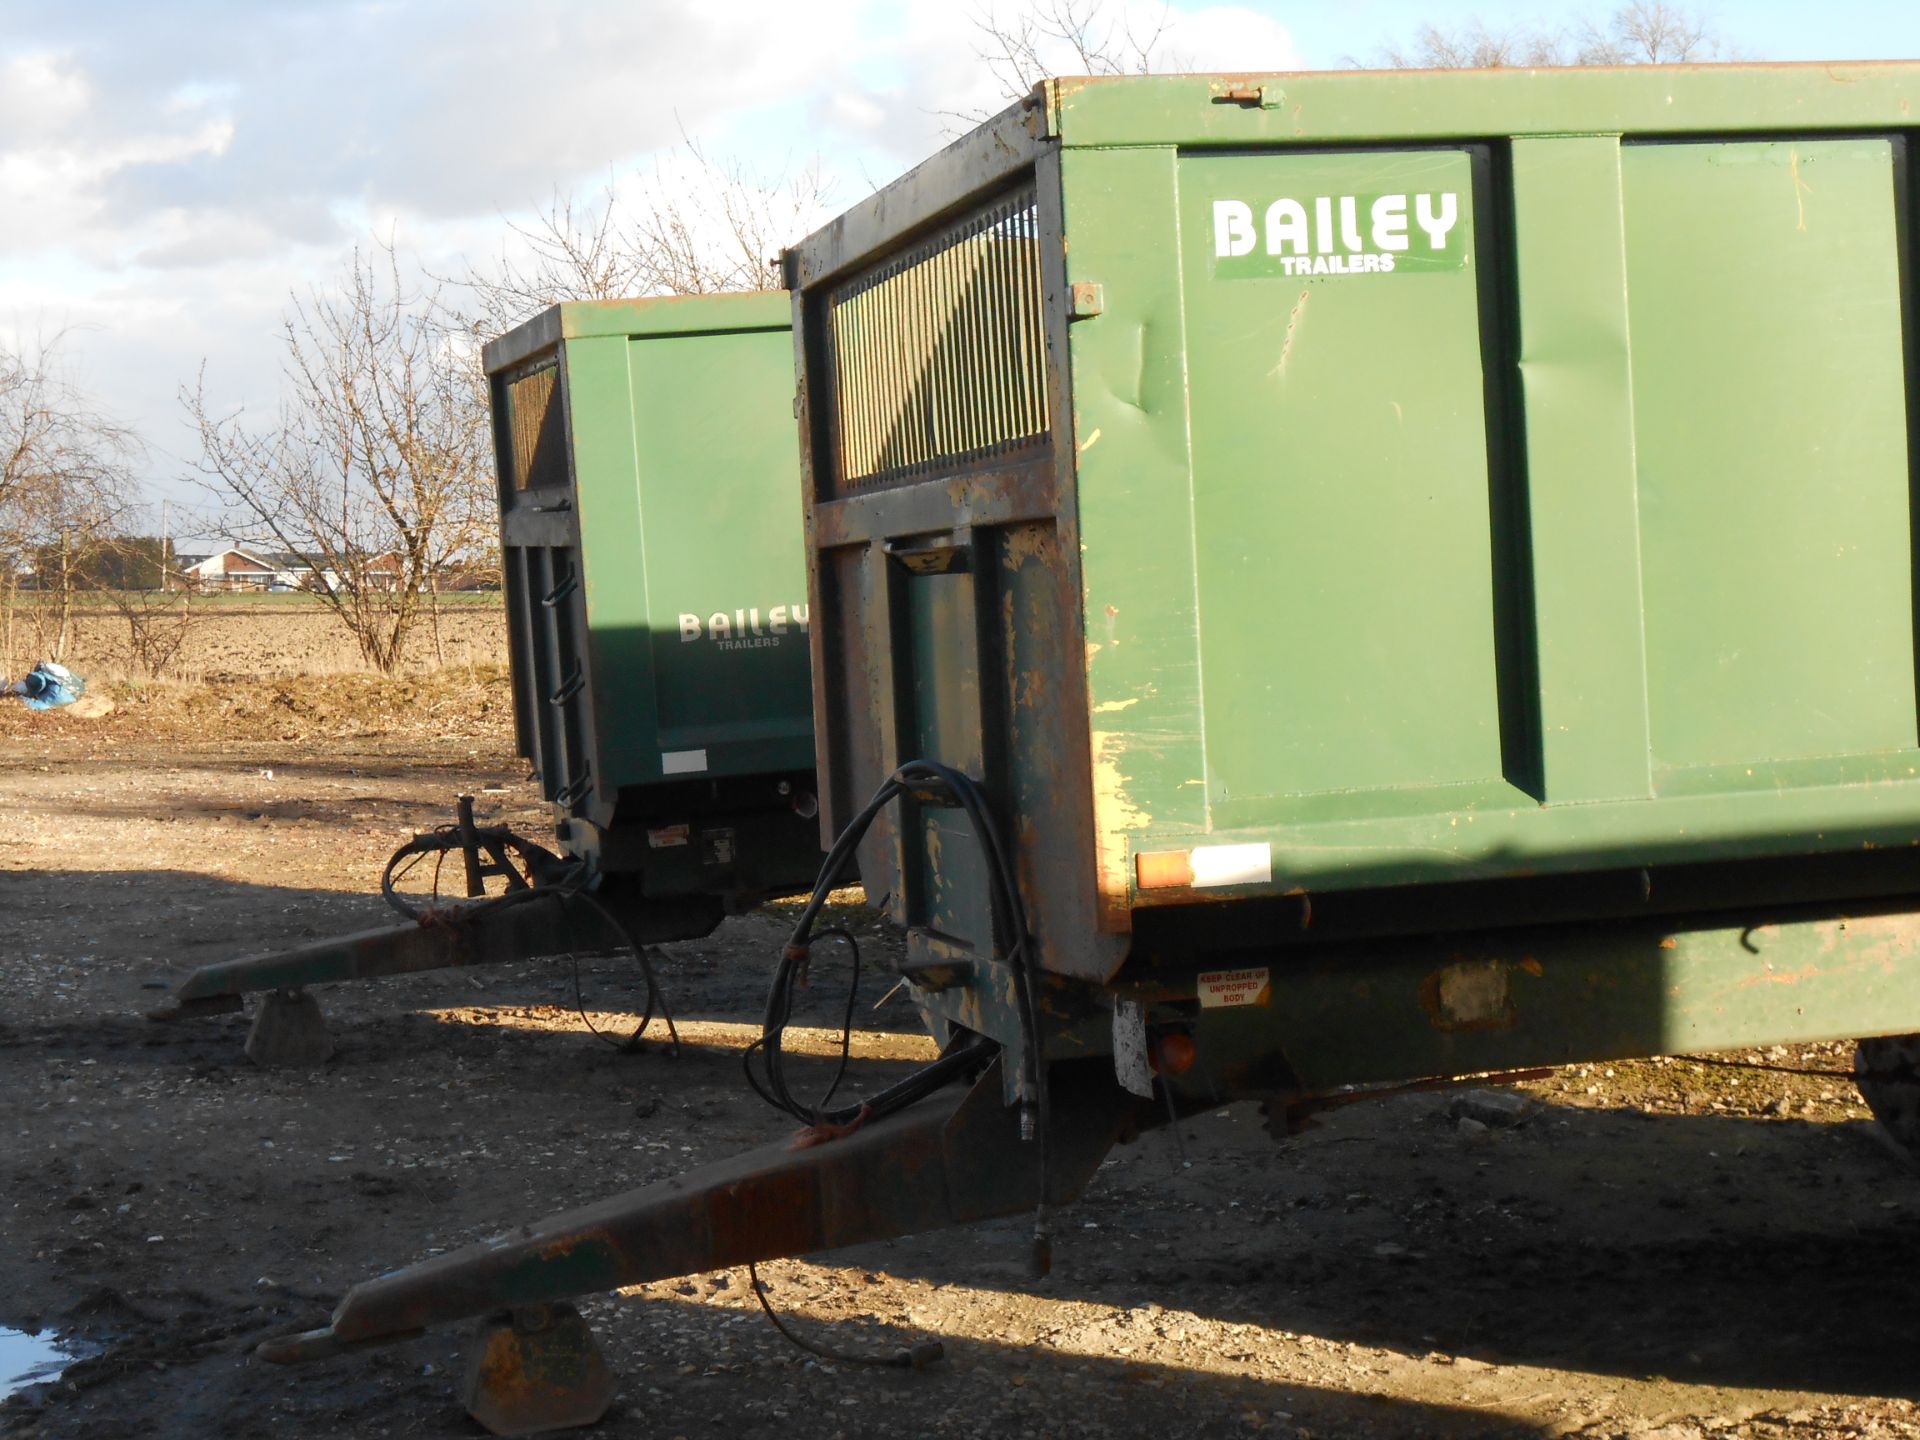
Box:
[1162,902,1920,1098]
[486,294,819,896]
[787,63,1920,989]
[1057,72,1920,920]
[1043,64,1920,147]
[1180,147,1511,811]
[1507,136,1651,806]
[241,86,1920,1365]
[1622,139,1916,773]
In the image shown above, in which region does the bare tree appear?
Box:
[451,142,835,342]
[1378,19,1566,69]
[970,0,1174,107]
[1370,3,1728,68]
[186,245,492,674]
[627,141,834,297]
[1575,1,1723,63]
[448,186,652,342]
[431,149,832,623]
[0,334,140,671]
[1,334,137,529]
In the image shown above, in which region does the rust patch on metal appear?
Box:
[1736,964,1820,989]
[1002,523,1051,568]
[462,1303,613,1437]
[1090,729,1148,932]
[1270,288,1310,380]
[537,1231,600,1264]
[1015,665,1049,713]
[1419,958,1518,1033]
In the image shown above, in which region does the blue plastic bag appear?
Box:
[5,661,85,710]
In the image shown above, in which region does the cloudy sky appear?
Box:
[2,0,1914,531]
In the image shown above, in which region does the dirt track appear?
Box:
[2,702,1918,1440]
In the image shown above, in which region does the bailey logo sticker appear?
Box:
[1211,191,1467,279]
[678,603,809,653]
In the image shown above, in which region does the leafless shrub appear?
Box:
[105,576,195,679]
[185,244,492,674]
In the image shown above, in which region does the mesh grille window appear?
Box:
[827,185,1049,490]
[507,362,567,490]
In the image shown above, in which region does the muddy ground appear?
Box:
[3,696,1919,1440]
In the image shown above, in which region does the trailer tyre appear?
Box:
[1854,1033,1920,1158]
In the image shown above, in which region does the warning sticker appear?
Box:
[1197,966,1271,1009]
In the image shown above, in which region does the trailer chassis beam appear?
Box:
[259,1058,1145,1402]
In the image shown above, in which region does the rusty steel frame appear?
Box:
[150,885,724,1025]
[258,1056,1146,1362]
[151,893,575,1020]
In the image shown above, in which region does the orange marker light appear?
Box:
[1151,1031,1197,1076]
[1135,850,1196,890]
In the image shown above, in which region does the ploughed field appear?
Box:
[1,678,1918,1440]
[5,596,507,686]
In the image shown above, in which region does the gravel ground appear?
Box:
[2,701,1917,1440]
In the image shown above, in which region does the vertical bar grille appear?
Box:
[826,184,1049,491]
[506,542,593,812]
[507,362,567,490]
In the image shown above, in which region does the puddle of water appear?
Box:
[1,1326,75,1398]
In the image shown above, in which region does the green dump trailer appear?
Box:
[786,64,1920,1106]
[262,65,1920,1434]
[490,294,821,905]
[156,294,826,1062]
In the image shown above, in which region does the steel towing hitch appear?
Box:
[257,1057,1146,1435]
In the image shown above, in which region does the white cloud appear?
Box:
[0,0,1299,511]
[0,51,92,136]
[1160,5,1300,70]
[0,1,870,268]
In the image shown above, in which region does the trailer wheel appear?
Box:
[1855,1034,1920,1158]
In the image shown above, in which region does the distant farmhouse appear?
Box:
[175,547,412,593]
[174,547,282,591]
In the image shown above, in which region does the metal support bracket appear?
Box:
[244,988,335,1069]
[461,1304,614,1437]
